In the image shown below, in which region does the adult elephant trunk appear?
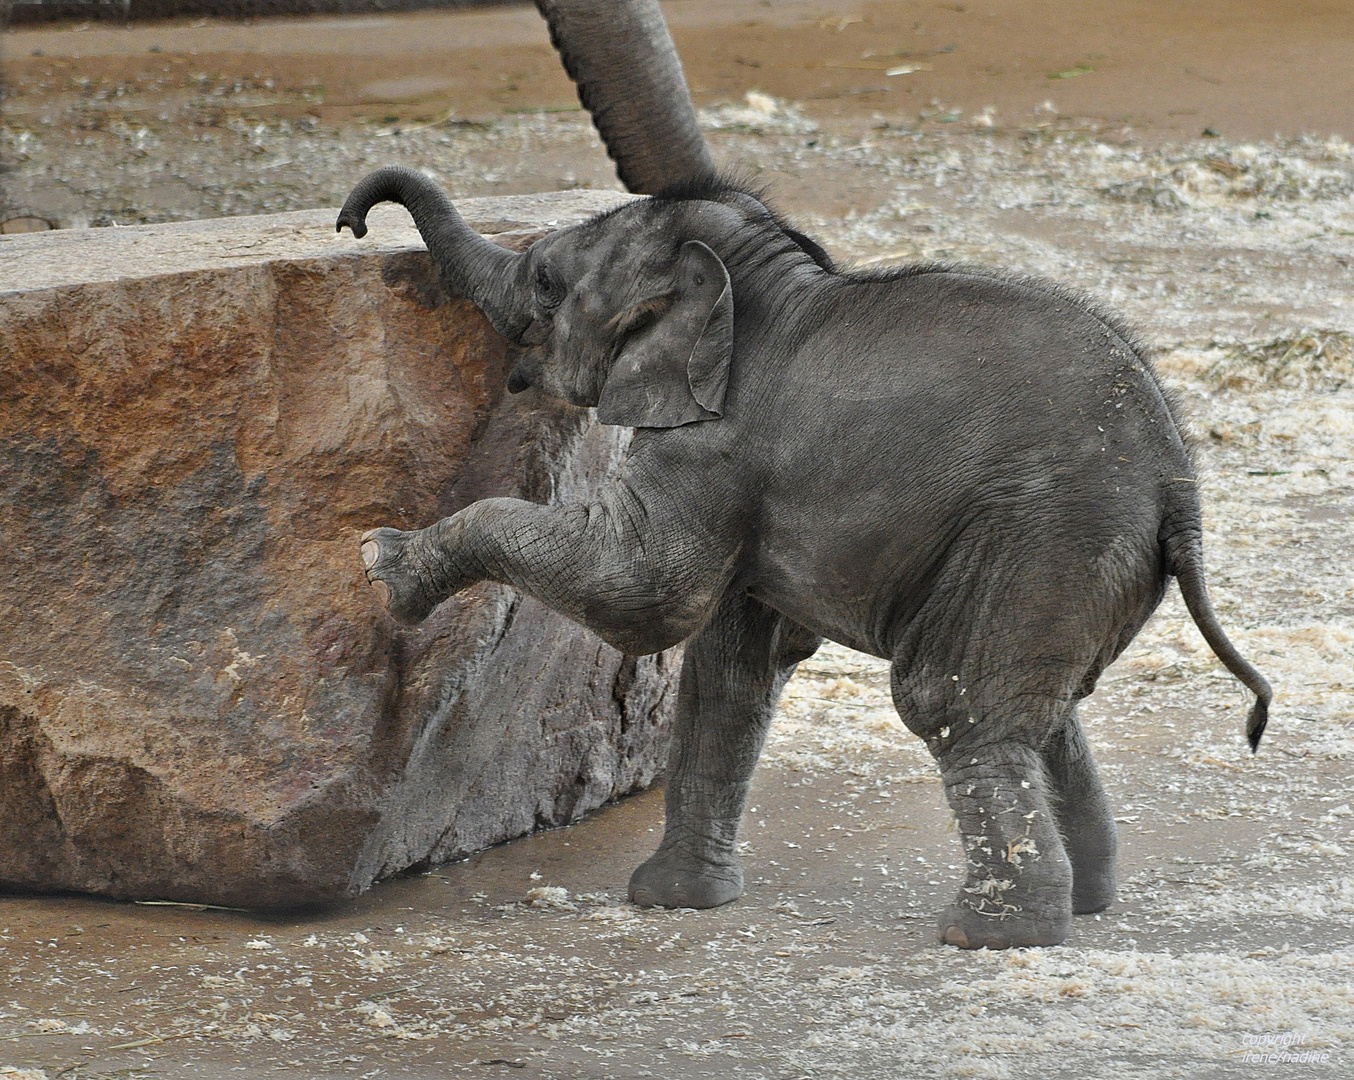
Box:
[535,0,716,194]
[336,166,527,340]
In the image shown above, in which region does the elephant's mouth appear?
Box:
[506,364,532,394]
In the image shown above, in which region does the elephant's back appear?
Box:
[772,267,1189,478]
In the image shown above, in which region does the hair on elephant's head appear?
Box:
[337,167,831,429]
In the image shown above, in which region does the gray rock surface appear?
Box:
[0,191,679,908]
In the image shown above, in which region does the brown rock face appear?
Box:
[0,195,678,908]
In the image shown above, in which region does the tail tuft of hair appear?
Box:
[1246,696,1269,754]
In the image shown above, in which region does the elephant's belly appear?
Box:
[745,536,934,662]
[747,583,895,661]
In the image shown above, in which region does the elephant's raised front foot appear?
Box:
[359,527,446,625]
[936,889,1071,950]
[628,848,743,910]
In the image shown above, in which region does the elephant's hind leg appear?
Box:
[1042,707,1119,914]
[628,593,820,909]
[932,737,1074,949]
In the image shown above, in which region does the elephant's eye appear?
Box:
[534,264,565,309]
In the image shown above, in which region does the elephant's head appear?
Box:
[507,214,735,429]
[337,166,742,429]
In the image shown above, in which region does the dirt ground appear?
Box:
[4,0,1354,229]
[2,2,1354,1078]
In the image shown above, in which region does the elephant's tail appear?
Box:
[1165,529,1272,752]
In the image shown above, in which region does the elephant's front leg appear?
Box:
[360,519,475,626]
[357,489,731,654]
[935,741,1074,949]
[629,594,820,909]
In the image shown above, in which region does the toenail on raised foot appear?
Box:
[361,541,380,569]
[942,925,970,948]
[371,580,390,606]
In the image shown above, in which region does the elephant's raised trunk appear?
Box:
[535,0,715,194]
[336,166,527,339]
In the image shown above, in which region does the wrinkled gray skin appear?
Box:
[337,167,1271,950]
[334,0,1270,950]
[531,0,716,194]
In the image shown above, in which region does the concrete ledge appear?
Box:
[0,190,632,295]
[0,189,677,908]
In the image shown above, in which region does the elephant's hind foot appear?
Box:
[937,896,1071,950]
[359,527,447,625]
[1070,853,1116,915]
[628,850,743,910]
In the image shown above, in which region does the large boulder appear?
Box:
[0,193,680,908]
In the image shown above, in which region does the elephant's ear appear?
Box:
[595,241,733,428]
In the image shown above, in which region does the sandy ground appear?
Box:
[3,3,1354,1078]
[4,0,1354,228]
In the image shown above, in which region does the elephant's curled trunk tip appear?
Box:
[337,164,424,240]
[336,210,368,239]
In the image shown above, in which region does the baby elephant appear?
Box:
[338,166,1270,949]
